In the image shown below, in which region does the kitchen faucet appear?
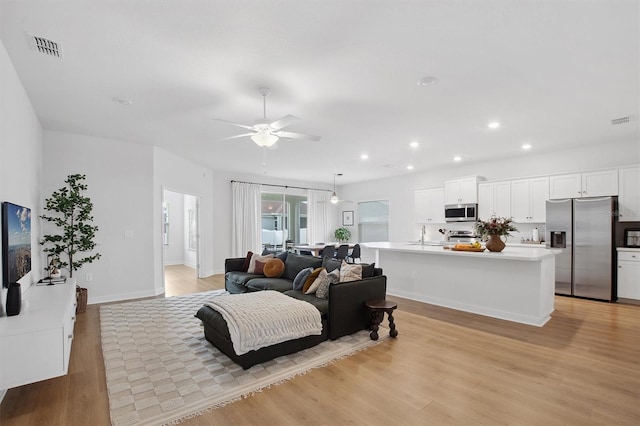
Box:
[421,225,426,245]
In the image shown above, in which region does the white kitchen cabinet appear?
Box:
[617,249,640,300]
[415,188,445,223]
[0,279,76,390]
[478,181,511,220]
[549,170,618,199]
[510,177,549,223]
[444,176,479,204]
[618,167,640,222]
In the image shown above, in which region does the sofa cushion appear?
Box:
[361,263,375,278]
[241,251,253,272]
[263,258,285,278]
[283,290,329,315]
[316,270,340,299]
[284,253,322,281]
[292,267,314,290]
[302,267,324,293]
[226,271,263,288]
[248,253,273,274]
[339,261,362,282]
[322,257,342,273]
[246,278,293,293]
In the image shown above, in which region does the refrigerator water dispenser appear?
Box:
[550,231,566,248]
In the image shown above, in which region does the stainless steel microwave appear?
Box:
[444,203,478,222]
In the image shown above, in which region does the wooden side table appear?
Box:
[365,300,398,340]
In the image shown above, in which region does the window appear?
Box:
[261,190,308,250]
[358,200,389,242]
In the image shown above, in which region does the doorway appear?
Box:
[162,189,200,297]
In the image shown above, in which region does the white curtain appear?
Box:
[232,182,262,256]
[307,189,330,244]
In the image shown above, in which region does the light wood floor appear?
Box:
[1,264,638,425]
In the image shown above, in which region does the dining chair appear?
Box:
[321,245,336,259]
[335,244,349,261]
[345,244,361,263]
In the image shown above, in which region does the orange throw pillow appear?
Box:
[263,258,285,278]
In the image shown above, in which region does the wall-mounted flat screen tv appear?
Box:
[2,202,32,288]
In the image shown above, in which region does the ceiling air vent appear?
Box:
[28,34,62,58]
[611,116,630,126]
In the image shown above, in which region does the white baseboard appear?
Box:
[88,289,159,305]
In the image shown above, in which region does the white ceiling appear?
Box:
[1,0,638,184]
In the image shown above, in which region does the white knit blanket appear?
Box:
[204,290,323,355]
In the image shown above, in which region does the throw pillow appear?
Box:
[292,267,314,290]
[254,260,267,275]
[361,262,375,278]
[247,253,274,274]
[305,268,327,294]
[241,251,253,272]
[302,267,325,293]
[263,258,285,278]
[322,257,342,273]
[339,260,362,282]
[316,269,340,299]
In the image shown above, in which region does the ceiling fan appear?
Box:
[212,87,321,148]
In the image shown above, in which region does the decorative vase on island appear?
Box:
[6,282,21,316]
[486,234,506,252]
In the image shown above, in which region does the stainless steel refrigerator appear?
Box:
[546,197,616,301]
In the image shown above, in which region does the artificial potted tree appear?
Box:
[334,227,351,243]
[40,174,101,313]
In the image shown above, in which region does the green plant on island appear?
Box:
[334,227,351,243]
[474,216,518,239]
[40,174,101,278]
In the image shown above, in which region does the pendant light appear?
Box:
[330,173,342,204]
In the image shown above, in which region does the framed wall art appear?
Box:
[342,210,354,226]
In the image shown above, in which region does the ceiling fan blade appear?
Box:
[276,131,321,141]
[270,115,299,130]
[218,132,256,141]
[211,117,255,131]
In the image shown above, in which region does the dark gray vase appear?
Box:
[6,282,21,316]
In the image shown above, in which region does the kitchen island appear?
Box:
[361,242,561,326]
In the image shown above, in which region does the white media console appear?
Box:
[0,278,76,394]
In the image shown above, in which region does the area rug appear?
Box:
[100,290,386,426]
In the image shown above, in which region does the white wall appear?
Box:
[0,38,43,313]
[162,190,184,265]
[43,130,155,304]
[340,138,640,245]
[183,194,197,268]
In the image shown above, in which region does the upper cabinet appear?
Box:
[415,188,445,223]
[549,170,618,199]
[619,167,640,222]
[478,181,511,220]
[510,177,549,223]
[444,176,479,204]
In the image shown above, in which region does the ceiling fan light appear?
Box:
[251,132,278,147]
[330,193,339,204]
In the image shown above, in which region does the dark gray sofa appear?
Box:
[195,252,387,368]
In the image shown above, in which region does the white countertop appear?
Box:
[362,242,561,261]
[617,247,640,252]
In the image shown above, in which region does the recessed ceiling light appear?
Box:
[409,141,419,148]
[488,121,500,129]
[360,153,369,160]
[453,156,462,162]
[407,165,414,170]
[417,76,439,87]
[522,143,532,150]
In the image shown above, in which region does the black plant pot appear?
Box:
[6,282,21,316]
